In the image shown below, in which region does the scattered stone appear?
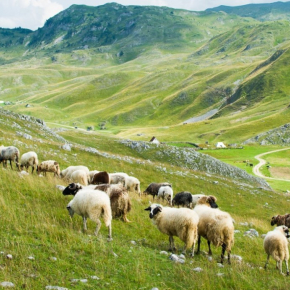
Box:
[160,251,169,255]
[50,257,57,261]
[151,288,159,290]
[20,171,29,176]
[130,241,137,245]
[217,263,224,268]
[244,229,259,238]
[45,287,69,290]
[169,254,184,263]
[239,222,249,226]
[61,144,71,151]
[216,273,224,277]
[0,281,15,288]
[231,255,243,262]
[28,256,35,261]
[90,276,100,280]
[192,267,203,272]
[56,185,65,191]
[6,254,12,260]
[207,256,213,262]
[80,279,88,283]
[234,230,240,234]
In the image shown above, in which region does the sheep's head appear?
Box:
[271,215,279,226]
[276,225,290,238]
[63,183,83,196]
[197,195,218,208]
[145,204,163,219]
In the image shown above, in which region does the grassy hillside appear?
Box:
[1,109,290,289]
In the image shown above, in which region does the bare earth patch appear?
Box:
[269,167,290,180]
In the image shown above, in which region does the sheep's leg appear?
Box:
[169,236,176,252]
[94,219,101,236]
[278,260,283,275]
[264,255,270,269]
[196,236,201,254]
[227,250,231,265]
[208,240,212,255]
[9,160,13,169]
[285,259,289,276]
[107,224,113,242]
[123,215,131,223]
[220,243,226,264]
[83,217,87,232]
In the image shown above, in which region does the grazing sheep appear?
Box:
[145,203,199,256]
[71,169,89,186]
[271,214,290,228]
[88,170,99,183]
[91,171,110,185]
[20,151,38,174]
[60,165,90,183]
[157,185,173,206]
[37,160,60,177]
[109,172,128,186]
[67,189,112,241]
[95,183,131,222]
[194,195,234,264]
[63,183,131,222]
[264,225,290,275]
[143,182,172,200]
[172,192,193,208]
[125,176,141,195]
[0,145,20,170]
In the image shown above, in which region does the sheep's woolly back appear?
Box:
[194,204,234,250]
[264,227,289,262]
[152,206,199,249]
[71,169,88,186]
[20,151,38,167]
[68,189,112,227]
[61,165,89,180]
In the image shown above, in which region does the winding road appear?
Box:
[253,147,290,181]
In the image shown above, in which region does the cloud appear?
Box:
[0,0,63,30]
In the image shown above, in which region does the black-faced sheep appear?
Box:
[264,225,290,275]
[63,183,131,223]
[194,195,233,264]
[0,145,20,170]
[157,185,173,206]
[270,214,290,228]
[20,151,38,174]
[143,182,172,200]
[172,192,192,208]
[67,189,112,241]
[91,171,110,185]
[94,183,131,222]
[145,203,199,256]
[37,160,60,177]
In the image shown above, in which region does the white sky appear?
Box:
[0,0,288,30]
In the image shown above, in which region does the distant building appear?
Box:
[149,136,160,144]
[215,142,226,148]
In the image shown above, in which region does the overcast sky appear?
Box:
[0,0,288,30]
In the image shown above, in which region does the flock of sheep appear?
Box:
[1,144,290,275]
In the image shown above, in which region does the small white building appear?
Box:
[215,142,226,148]
[150,136,160,144]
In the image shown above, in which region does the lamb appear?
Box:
[70,169,89,186]
[91,171,110,185]
[63,183,131,222]
[194,195,234,264]
[157,185,173,206]
[264,225,290,275]
[67,189,112,241]
[37,160,60,177]
[0,145,20,170]
[172,192,193,208]
[270,214,290,228]
[125,176,141,196]
[60,165,90,183]
[145,203,199,256]
[109,172,128,187]
[94,183,131,222]
[20,151,38,174]
[143,182,172,200]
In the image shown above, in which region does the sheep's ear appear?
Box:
[144,206,151,211]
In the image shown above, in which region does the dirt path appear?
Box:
[253,147,290,181]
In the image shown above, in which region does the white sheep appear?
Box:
[264,225,290,275]
[109,172,128,187]
[145,203,199,256]
[191,194,206,208]
[20,151,38,174]
[88,170,99,183]
[125,176,141,196]
[157,185,173,206]
[0,145,20,170]
[194,195,234,264]
[67,189,112,241]
[71,169,89,186]
[37,160,60,177]
[60,165,90,182]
